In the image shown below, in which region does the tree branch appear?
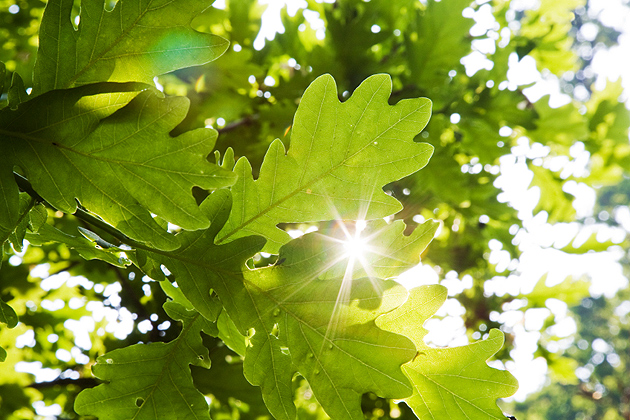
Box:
[217,114,259,134]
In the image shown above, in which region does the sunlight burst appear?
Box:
[341,220,368,261]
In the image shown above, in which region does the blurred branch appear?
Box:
[27,376,98,389]
[217,114,259,134]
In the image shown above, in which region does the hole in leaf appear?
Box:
[135,398,144,407]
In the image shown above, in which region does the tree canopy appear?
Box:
[1,0,629,419]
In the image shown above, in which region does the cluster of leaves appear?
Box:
[0,0,524,419]
[1,0,629,419]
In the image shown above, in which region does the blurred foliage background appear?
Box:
[1,0,629,418]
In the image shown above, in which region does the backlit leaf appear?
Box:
[74,282,219,419]
[216,74,433,252]
[0,298,18,363]
[377,285,519,419]
[26,223,130,267]
[0,83,236,250]
[137,190,419,420]
[33,0,229,95]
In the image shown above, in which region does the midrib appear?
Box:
[216,104,427,244]
[63,0,154,88]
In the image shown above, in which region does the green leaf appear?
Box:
[138,190,419,420]
[522,274,591,307]
[33,0,229,95]
[1,193,35,254]
[0,298,18,363]
[0,83,236,250]
[26,223,130,267]
[405,0,476,95]
[319,218,439,280]
[0,190,46,267]
[216,74,433,252]
[0,299,18,330]
[7,73,29,108]
[0,61,5,102]
[74,282,219,420]
[530,165,576,223]
[377,285,519,419]
[192,341,272,419]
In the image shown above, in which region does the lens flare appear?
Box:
[341,220,368,261]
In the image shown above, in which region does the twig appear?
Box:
[217,114,258,134]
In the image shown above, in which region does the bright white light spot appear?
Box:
[41,299,65,311]
[253,0,293,50]
[160,265,172,276]
[71,346,90,364]
[233,43,242,52]
[499,126,513,137]
[213,0,226,9]
[216,117,226,127]
[16,330,36,348]
[264,75,275,86]
[575,365,593,381]
[288,58,297,67]
[413,214,425,224]
[142,284,152,297]
[579,22,599,42]
[33,401,62,417]
[472,37,496,55]
[371,24,381,33]
[69,297,85,309]
[460,51,494,76]
[450,113,461,124]
[138,319,153,333]
[287,229,304,238]
[56,349,71,362]
[343,235,368,260]
[15,361,60,383]
[248,75,256,84]
[397,263,439,289]
[64,317,94,350]
[9,4,19,14]
[592,338,610,354]
[153,76,164,92]
[8,255,22,266]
